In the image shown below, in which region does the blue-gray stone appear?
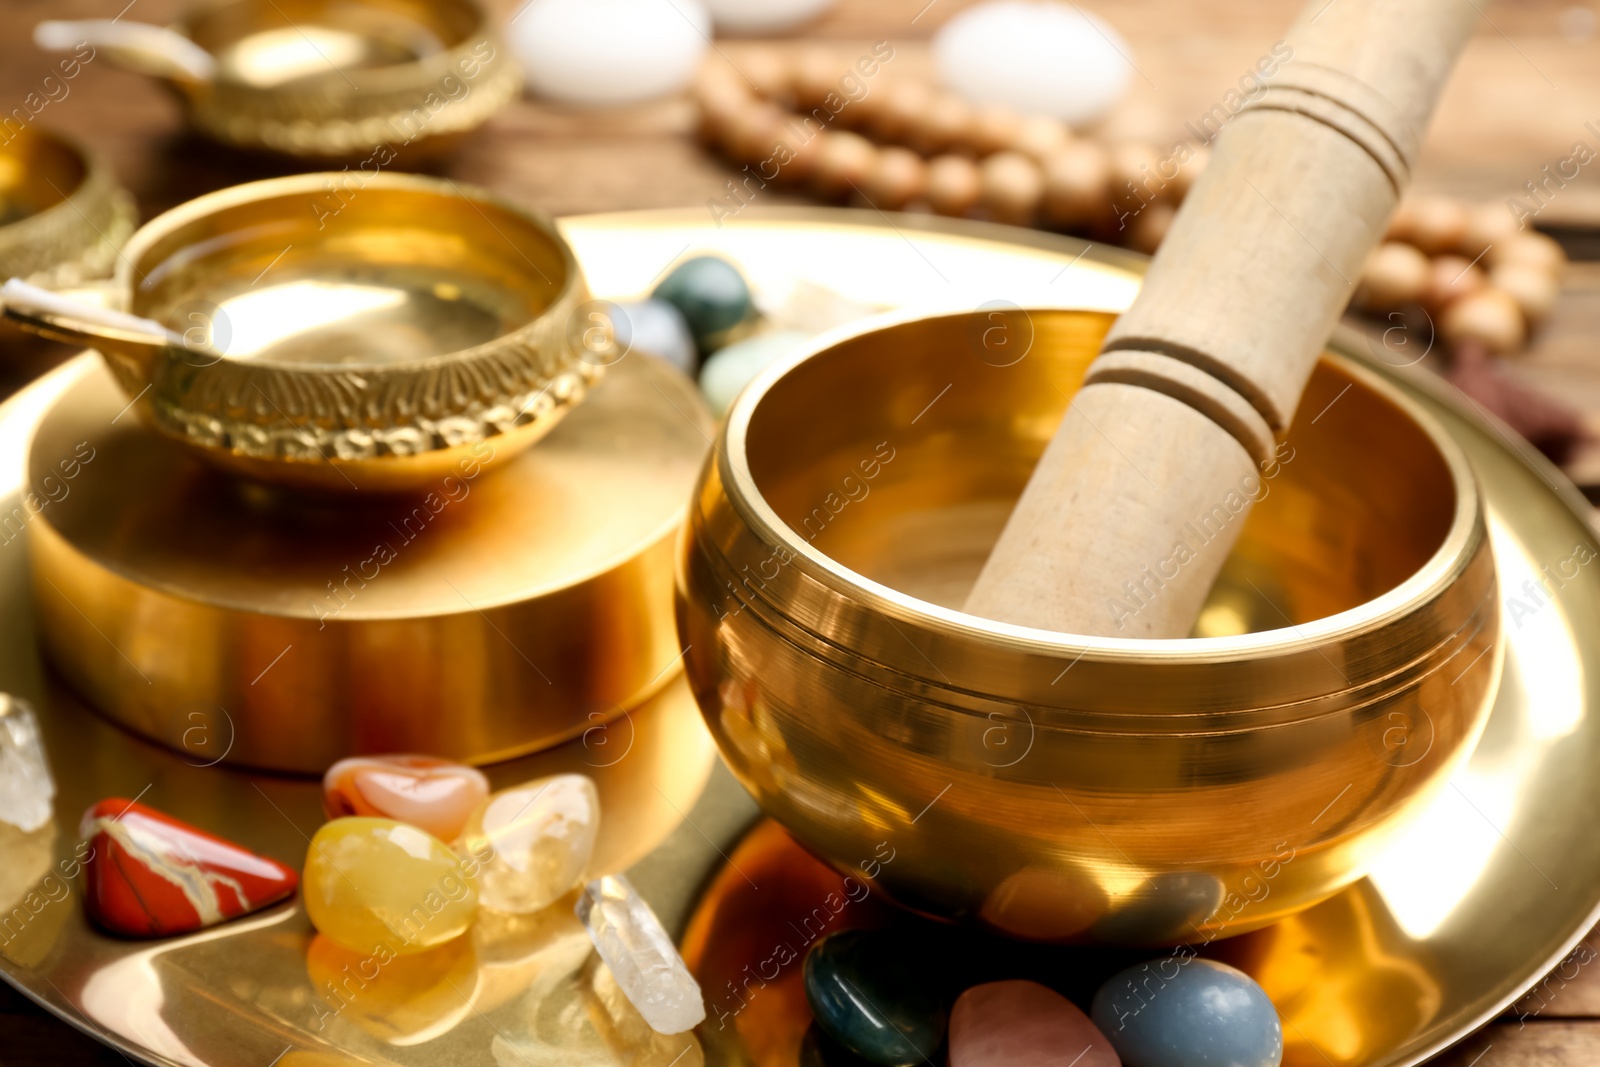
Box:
[1091,957,1282,1067]
[651,255,753,351]
[804,930,948,1067]
[610,299,697,376]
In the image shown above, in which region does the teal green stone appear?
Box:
[803,930,948,1067]
[651,255,753,351]
[697,330,810,417]
[1091,957,1282,1067]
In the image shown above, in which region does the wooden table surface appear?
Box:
[2,0,1600,1064]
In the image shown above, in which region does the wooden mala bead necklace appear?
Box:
[694,52,1576,459]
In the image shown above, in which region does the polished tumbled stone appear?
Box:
[458,773,599,914]
[322,754,489,842]
[698,330,811,417]
[950,980,1119,1067]
[652,255,754,352]
[1091,958,1282,1067]
[612,299,698,376]
[577,874,705,1034]
[804,929,948,1067]
[0,696,53,833]
[303,817,478,955]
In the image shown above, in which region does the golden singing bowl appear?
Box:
[0,127,134,287]
[9,173,599,493]
[155,0,515,158]
[677,307,1500,946]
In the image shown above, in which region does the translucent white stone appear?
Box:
[700,0,835,34]
[0,697,54,833]
[460,774,600,914]
[489,953,704,1067]
[576,875,705,1034]
[509,0,711,107]
[933,1,1134,127]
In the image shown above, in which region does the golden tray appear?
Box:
[2,208,1599,1067]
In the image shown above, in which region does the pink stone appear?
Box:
[322,755,488,842]
[950,980,1121,1067]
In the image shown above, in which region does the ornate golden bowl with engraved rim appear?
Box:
[0,127,134,288]
[55,0,520,158]
[677,306,1500,945]
[5,172,601,493]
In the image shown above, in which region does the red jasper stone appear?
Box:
[80,798,299,938]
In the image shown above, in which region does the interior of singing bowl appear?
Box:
[743,309,1456,637]
[126,177,568,369]
[184,0,482,87]
[0,129,87,226]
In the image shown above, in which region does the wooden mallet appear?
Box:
[964,0,1482,639]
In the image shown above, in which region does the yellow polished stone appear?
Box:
[304,817,479,955]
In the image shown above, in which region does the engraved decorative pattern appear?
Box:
[183,32,520,158]
[0,159,136,288]
[131,278,600,464]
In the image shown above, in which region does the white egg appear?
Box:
[509,0,712,106]
[933,0,1134,127]
[700,0,836,34]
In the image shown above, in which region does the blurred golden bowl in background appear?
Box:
[677,307,1500,945]
[176,0,519,159]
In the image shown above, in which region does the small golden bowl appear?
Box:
[0,127,134,287]
[677,307,1500,945]
[10,172,598,493]
[120,0,517,158]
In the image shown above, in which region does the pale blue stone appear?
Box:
[612,299,698,376]
[1091,957,1282,1067]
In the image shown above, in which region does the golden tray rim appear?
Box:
[0,205,1594,1067]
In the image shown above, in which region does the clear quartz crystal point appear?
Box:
[0,696,54,832]
[576,874,706,1034]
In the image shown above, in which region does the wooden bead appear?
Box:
[1110,141,1167,215]
[913,93,978,155]
[773,121,821,184]
[1440,288,1526,355]
[1168,144,1209,204]
[1423,254,1486,312]
[1460,202,1518,257]
[1491,230,1566,273]
[1041,140,1113,227]
[871,80,933,143]
[1388,196,1467,254]
[926,154,983,217]
[791,48,840,110]
[694,86,750,147]
[979,151,1045,226]
[738,48,794,103]
[862,145,927,210]
[1490,261,1561,325]
[693,63,748,106]
[970,104,1023,156]
[723,102,787,165]
[1123,201,1175,254]
[1411,197,1469,255]
[811,130,877,200]
[1355,241,1431,311]
[1010,115,1071,161]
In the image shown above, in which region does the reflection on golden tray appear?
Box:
[0,209,1597,1067]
